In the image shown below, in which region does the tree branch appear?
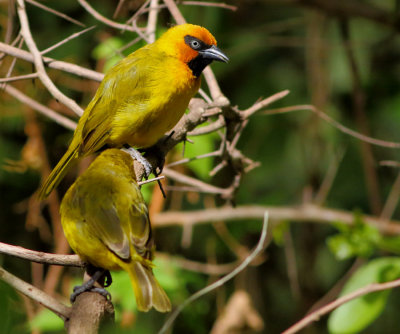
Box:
[16,0,84,116]
[0,242,84,266]
[152,204,400,235]
[0,266,71,320]
[282,277,400,334]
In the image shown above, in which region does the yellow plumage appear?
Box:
[60,149,171,312]
[39,24,227,199]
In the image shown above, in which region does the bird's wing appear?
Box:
[80,176,152,261]
[127,200,152,259]
[82,191,131,260]
[79,50,152,153]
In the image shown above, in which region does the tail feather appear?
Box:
[38,146,78,199]
[129,262,171,312]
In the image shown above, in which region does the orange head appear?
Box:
[156,24,228,77]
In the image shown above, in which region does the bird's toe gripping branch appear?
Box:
[121,147,153,178]
[70,268,112,303]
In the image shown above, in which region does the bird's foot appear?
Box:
[70,268,112,303]
[121,147,152,178]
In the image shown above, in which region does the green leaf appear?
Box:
[92,37,124,72]
[29,308,64,332]
[327,215,382,260]
[272,220,289,246]
[328,257,400,334]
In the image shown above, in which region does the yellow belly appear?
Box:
[109,67,200,148]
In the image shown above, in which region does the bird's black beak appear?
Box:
[199,45,229,63]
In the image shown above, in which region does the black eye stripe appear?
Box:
[184,35,210,51]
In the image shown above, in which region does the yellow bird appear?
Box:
[60,148,171,312]
[39,24,228,199]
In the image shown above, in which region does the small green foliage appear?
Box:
[327,213,381,260]
[29,309,64,332]
[0,281,27,334]
[272,220,289,246]
[328,257,400,334]
[92,37,125,72]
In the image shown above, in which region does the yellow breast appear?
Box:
[109,57,200,148]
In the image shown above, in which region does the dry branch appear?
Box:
[0,242,84,267]
[0,266,71,320]
[152,204,400,235]
[16,0,84,116]
[282,277,400,334]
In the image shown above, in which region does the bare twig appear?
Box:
[380,171,400,220]
[158,211,269,334]
[77,0,138,32]
[152,204,400,235]
[41,25,96,55]
[163,167,230,195]
[0,241,84,267]
[17,0,84,116]
[242,90,291,118]
[146,0,159,43]
[2,85,77,130]
[26,0,85,27]
[0,42,103,81]
[180,1,237,11]
[156,252,238,275]
[0,266,71,320]
[282,277,400,334]
[263,105,400,148]
[0,72,38,83]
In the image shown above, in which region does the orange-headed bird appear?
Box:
[60,149,171,312]
[39,24,228,199]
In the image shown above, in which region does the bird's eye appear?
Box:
[190,40,201,49]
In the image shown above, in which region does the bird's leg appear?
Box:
[121,147,152,178]
[70,266,112,303]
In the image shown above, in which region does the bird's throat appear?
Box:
[187,55,212,78]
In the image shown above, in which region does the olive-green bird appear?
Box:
[39,24,228,199]
[60,148,171,312]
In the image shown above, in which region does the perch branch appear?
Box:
[0,242,84,267]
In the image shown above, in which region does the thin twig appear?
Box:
[17,0,84,116]
[138,175,165,186]
[26,0,85,27]
[40,25,96,55]
[180,1,237,11]
[156,253,238,275]
[158,211,269,334]
[77,0,138,32]
[0,41,103,82]
[2,85,77,130]
[282,277,400,334]
[163,167,229,195]
[0,72,38,83]
[263,105,400,148]
[380,171,400,220]
[242,90,290,118]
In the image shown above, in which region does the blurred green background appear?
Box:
[3,0,400,333]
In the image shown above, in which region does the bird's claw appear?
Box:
[70,285,112,303]
[121,147,152,178]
